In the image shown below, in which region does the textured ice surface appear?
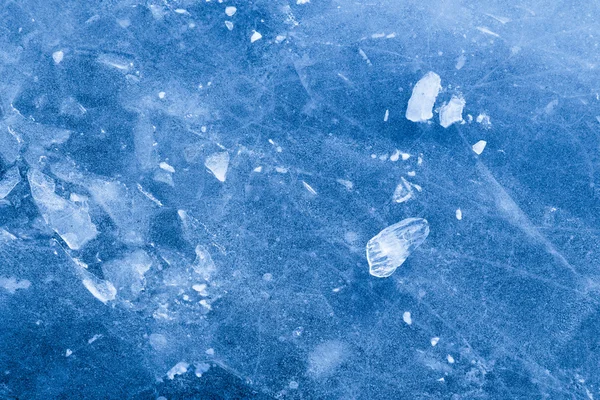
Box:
[2,0,600,398]
[366,218,430,277]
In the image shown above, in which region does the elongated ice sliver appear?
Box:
[366,218,430,278]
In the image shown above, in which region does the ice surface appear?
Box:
[2,1,600,398]
[405,72,442,122]
[366,218,430,278]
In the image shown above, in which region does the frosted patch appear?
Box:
[250,31,263,43]
[0,165,20,199]
[472,140,487,155]
[366,218,430,278]
[166,362,189,379]
[205,151,229,182]
[455,54,466,70]
[0,277,31,293]
[406,72,442,122]
[307,341,347,378]
[439,95,465,128]
[403,311,412,325]
[476,27,500,37]
[28,169,98,250]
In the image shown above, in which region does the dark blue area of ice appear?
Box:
[1,1,599,399]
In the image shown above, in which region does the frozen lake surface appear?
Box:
[0,0,599,398]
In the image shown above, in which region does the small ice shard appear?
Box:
[0,166,20,199]
[447,354,455,364]
[406,72,442,122]
[297,0,310,3]
[192,245,216,280]
[307,341,347,379]
[403,311,412,325]
[194,363,210,378]
[205,151,229,182]
[455,208,463,220]
[28,169,98,250]
[65,349,72,357]
[158,91,166,99]
[455,54,466,70]
[366,218,430,278]
[303,181,317,195]
[476,26,500,37]
[431,337,440,346]
[476,113,491,128]
[225,6,237,16]
[225,21,234,30]
[250,31,263,43]
[0,277,31,293]
[472,140,487,155]
[384,109,389,122]
[159,162,175,173]
[52,50,64,64]
[393,177,414,203]
[439,95,465,128]
[167,362,189,379]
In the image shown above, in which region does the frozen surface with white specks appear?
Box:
[1,1,599,399]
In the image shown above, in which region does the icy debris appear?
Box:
[455,53,466,70]
[88,334,102,344]
[65,349,72,357]
[476,27,500,37]
[407,171,416,177]
[403,311,412,325]
[384,109,389,122]
[406,72,442,122]
[431,337,440,346]
[225,6,237,16]
[97,53,132,72]
[250,31,263,43]
[358,48,372,66]
[174,9,188,14]
[28,169,98,250]
[0,277,31,293]
[393,177,414,203]
[137,184,163,206]
[472,140,487,155]
[289,381,299,389]
[225,21,234,30]
[192,245,216,280]
[205,151,229,182]
[102,250,152,301]
[158,91,166,99]
[297,0,310,3]
[275,167,288,173]
[253,166,263,173]
[81,275,117,305]
[167,362,189,380]
[447,355,455,364]
[205,348,215,355]
[337,179,353,190]
[52,50,64,64]
[195,363,210,378]
[439,95,465,128]
[159,162,175,173]
[456,208,463,220]
[0,166,20,199]
[192,284,208,296]
[366,218,430,278]
[476,113,491,128]
[303,181,317,195]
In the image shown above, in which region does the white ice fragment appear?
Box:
[455,54,466,70]
[82,277,117,305]
[366,218,430,278]
[407,171,416,177]
[485,13,510,24]
[0,166,20,199]
[250,31,263,43]
[65,349,72,357]
[476,113,491,127]
[302,181,317,195]
[472,140,487,155]
[275,167,288,173]
[289,381,299,389]
[88,334,102,344]
[406,72,442,123]
[159,162,175,173]
[393,177,414,203]
[28,169,98,250]
[0,277,31,293]
[205,151,229,182]
[158,91,166,99]
[337,179,353,190]
[297,0,310,3]
[174,8,188,14]
[431,337,440,346]
[52,50,64,64]
[476,26,500,37]
[195,363,210,378]
[358,48,372,66]
[192,245,216,280]
[403,311,412,325]
[253,166,263,173]
[275,35,286,42]
[167,362,189,379]
[390,150,400,162]
[439,95,465,128]
[447,354,455,364]
[384,109,389,122]
[225,6,237,16]
[225,21,234,30]
[456,208,463,220]
[205,348,215,355]
[192,283,208,296]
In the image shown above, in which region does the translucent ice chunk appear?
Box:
[79,266,117,305]
[28,169,98,250]
[166,361,189,379]
[439,95,465,128]
[0,277,31,293]
[0,165,20,199]
[205,151,229,182]
[393,177,414,203]
[366,218,430,278]
[406,72,441,122]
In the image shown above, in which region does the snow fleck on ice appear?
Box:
[406,72,442,122]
